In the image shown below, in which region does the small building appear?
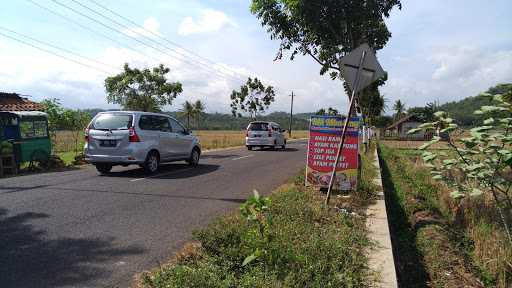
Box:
[0,92,44,111]
[384,114,432,140]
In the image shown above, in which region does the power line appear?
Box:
[26,0,246,86]
[0,26,118,72]
[50,0,243,83]
[0,31,111,75]
[85,0,248,79]
[76,0,245,80]
[25,0,205,74]
[25,0,179,68]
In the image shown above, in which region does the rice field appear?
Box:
[379,139,449,150]
[54,130,310,153]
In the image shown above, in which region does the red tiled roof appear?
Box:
[0,93,44,111]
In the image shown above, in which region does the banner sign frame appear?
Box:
[305,115,360,191]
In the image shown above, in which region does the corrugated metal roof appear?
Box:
[1,111,48,118]
[386,114,422,130]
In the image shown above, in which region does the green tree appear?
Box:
[373,115,393,128]
[315,108,326,115]
[59,110,91,155]
[408,102,438,122]
[41,98,64,140]
[327,107,339,116]
[316,107,339,116]
[250,0,399,120]
[105,63,183,112]
[179,101,195,129]
[193,100,205,129]
[230,77,276,119]
[41,99,91,154]
[358,79,388,125]
[250,0,401,80]
[393,99,406,120]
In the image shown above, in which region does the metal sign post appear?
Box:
[325,44,385,205]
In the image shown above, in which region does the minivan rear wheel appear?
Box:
[95,163,112,174]
[144,151,159,174]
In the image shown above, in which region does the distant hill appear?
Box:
[80,109,312,130]
[438,83,511,126]
[170,111,311,131]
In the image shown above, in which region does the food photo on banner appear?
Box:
[305,115,360,191]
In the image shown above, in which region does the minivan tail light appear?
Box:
[129,127,140,142]
[268,128,272,137]
[84,128,89,142]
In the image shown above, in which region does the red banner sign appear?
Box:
[306,116,360,190]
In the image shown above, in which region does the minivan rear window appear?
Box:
[91,114,133,130]
[248,122,269,131]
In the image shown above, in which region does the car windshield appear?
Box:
[91,114,132,130]
[248,122,269,131]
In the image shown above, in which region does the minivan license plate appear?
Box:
[100,140,117,147]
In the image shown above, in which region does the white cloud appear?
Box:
[0,37,256,113]
[178,9,236,36]
[123,17,161,38]
[381,45,512,110]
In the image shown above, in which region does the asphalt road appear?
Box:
[0,140,307,288]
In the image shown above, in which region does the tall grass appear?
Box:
[380,144,512,287]
[140,174,371,288]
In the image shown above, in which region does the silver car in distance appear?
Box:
[84,111,201,174]
[245,121,286,150]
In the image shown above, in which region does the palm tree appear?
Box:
[393,100,406,120]
[179,101,195,128]
[193,100,205,129]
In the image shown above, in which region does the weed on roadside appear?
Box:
[141,176,372,288]
[379,144,512,287]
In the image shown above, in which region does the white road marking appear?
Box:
[130,168,194,182]
[231,155,254,161]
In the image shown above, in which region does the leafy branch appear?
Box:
[409,92,512,244]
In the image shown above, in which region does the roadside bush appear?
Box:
[409,92,512,242]
[141,179,371,288]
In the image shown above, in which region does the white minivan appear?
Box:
[84,111,201,174]
[245,121,286,150]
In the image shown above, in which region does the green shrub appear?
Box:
[142,180,371,288]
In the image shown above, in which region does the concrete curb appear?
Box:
[366,148,398,287]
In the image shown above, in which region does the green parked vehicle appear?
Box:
[0,111,51,165]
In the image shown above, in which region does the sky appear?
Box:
[1,0,511,115]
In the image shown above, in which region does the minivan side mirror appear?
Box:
[281,129,287,133]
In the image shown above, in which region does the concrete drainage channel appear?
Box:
[366,148,398,287]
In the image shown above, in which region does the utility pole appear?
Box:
[289,91,294,138]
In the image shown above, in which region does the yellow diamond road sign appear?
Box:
[338,43,386,93]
